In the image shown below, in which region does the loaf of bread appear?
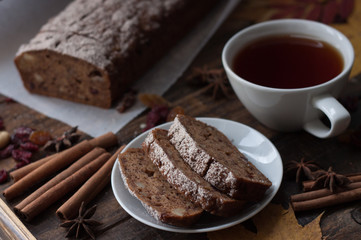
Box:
[143,128,245,217]
[168,115,272,201]
[14,0,218,108]
[118,148,203,226]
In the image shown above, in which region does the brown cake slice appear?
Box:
[118,148,203,226]
[143,129,245,217]
[168,115,272,201]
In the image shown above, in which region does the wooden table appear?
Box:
[1,0,361,239]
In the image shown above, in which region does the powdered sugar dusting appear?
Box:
[169,115,272,201]
[17,0,183,69]
[118,148,202,226]
[144,128,244,216]
[169,117,211,176]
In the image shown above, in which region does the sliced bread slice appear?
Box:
[143,128,245,217]
[118,148,203,226]
[168,115,272,201]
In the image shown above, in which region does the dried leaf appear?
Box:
[321,1,339,24]
[208,204,323,240]
[166,106,185,122]
[236,0,355,25]
[270,5,300,19]
[138,93,170,108]
[305,3,322,21]
[340,0,355,19]
[351,207,361,225]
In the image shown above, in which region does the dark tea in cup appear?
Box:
[222,19,354,138]
[232,34,344,89]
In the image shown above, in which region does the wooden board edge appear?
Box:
[0,198,36,240]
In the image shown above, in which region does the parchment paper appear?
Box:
[0,0,240,137]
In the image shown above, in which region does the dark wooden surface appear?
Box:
[1,0,361,239]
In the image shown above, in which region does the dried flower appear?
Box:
[43,126,81,152]
[311,166,352,192]
[285,158,320,183]
[187,66,231,99]
[60,202,102,240]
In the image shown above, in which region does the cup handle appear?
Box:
[303,94,351,138]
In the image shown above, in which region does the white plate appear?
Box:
[111,118,283,233]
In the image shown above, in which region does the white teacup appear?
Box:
[222,19,354,138]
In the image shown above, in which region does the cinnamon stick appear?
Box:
[14,147,105,212]
[9,132,117,183]
[303,173,361,191]
[3,140,93,201]
[56,145,125,220]
[10,154,58,182]
[291,187,361,211]
[292,182,361,202]
[18,152,111,221]
[89,132,118,149]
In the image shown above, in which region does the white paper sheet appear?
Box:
[0,0,239,137]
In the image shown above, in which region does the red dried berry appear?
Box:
[0,144,15,159]
[15,159,30,169]
[11,126,34,145]
[144,105,170,131]
[12,149,32,162]
[5,98,14,103]
[0,116,4,130]
[20,142,39,152]
[0,169,8,184]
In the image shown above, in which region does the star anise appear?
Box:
[285,158,320,183]
[311,166,352,192]
[43,126,81,152]
[187,66,231,99]
[60,202,102,240]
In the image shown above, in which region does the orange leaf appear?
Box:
[138,93,170,108]
[207,204,324,240]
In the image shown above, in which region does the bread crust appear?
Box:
[118,148,203,226]
[14,0,218,108]
[168,115,272,201]
[143,129,245,217]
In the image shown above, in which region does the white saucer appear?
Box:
[111,118,283,233]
